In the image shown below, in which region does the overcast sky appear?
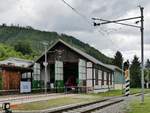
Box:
[0,0,150,63]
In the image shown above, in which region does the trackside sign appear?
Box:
[20,81,31,93]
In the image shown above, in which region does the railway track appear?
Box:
[48,93,143,113]
[48,98,124,113]
[12,93,145,113]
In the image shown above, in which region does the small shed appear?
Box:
[106,65,125,90]
[0,58,33,93]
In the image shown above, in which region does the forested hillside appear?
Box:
[0,24,113,64]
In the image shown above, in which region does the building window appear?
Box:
[55,61,63,80]
[98,70,102,80]
[33,63,40,80]
[95,69,98,85]
[102,71,104,85]
[107,72,109,85]
[27,72,31,78]
[22,73,27,79]
[79,59,86,80]
[22,72,31,79]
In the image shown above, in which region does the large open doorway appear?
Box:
[63,62,78,91]
[50,64,55,84]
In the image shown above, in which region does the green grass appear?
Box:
[130,88,150,94]
[11,95,101,110]
[90,89,123,97]
[87,88,150,97]
[128,95,150,113]
[8,88,150,111]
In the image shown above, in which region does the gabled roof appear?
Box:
[36,39,113,71]
[0,57,33,68]
[0,64,33,72]
[106,64,123,72]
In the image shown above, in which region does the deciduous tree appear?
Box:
[14,41,33,55]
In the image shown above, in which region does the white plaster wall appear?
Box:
[93,68,95,85]
[40,64,50,83]
[112,73,115,88]
[86,62,93,89]
[98,70,102,87]
[94,69,102,90]
[94,89,109,93]
[114,84,124,90]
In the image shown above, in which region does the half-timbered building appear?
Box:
[35,39,118,93]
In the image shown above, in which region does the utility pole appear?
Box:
[43,42,48,94]
[140,6,144,103]
[92,6,144,102]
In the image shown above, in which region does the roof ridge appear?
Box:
[35,39,113,70]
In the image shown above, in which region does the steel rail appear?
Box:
[80,99,124,113]
[48,98,110,113]
[47,92,145,113]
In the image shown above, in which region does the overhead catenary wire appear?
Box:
[93,7,145,103]
[96,26,121,50]
[61,0,120,51]
[92,17,141,28]
[61,0,90,23]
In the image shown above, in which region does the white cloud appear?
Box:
[0,0,150,63]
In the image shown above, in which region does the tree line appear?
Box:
[0,25,113,64]
[113,51,150,88]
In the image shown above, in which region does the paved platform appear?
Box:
[0,93,77,107]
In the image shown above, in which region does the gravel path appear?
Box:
[92,101,128,113]
[92,95,137,113]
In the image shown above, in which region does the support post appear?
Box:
[125,69,130,96]
[43,44,48,94]
[122,62,124,94]
[140,6,144,103]
[92,6,144,102]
